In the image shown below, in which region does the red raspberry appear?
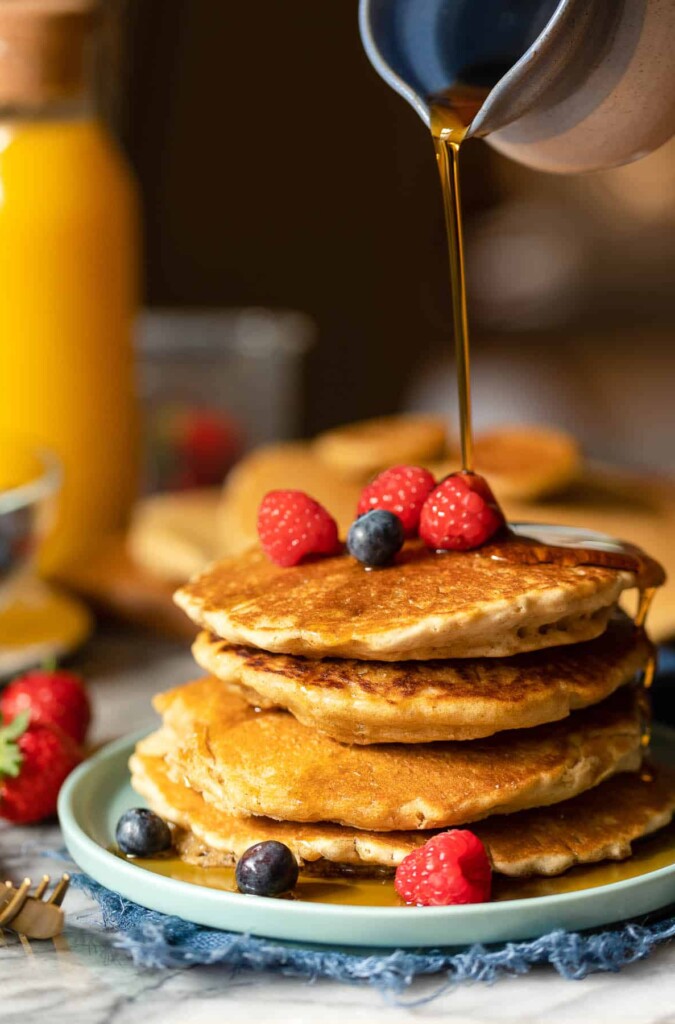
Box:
[2,669,91,744]
[395,830,492,907]
[357,465,436,537]
[419,472,504,551]
[258,490,339,567]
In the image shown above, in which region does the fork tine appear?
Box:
[0,881,12,912]
[33,875,50,900]
[47,874,70,907]
[0,879,31,927]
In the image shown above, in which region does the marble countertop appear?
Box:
[2,624,675,1024]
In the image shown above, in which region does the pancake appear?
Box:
[175,540,635,661]
[430,426,582,503]
[130,739,675,878]
[155,678,644,831]
[129,489,222,582]
[191,614,651,744]
[131,735,423,870]
[312,415,447,480]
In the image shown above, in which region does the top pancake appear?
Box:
[175,540,635,660]
[192,614,651,744]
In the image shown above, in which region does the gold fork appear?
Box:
[0,874,70,939]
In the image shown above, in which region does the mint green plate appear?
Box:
[58,728,675,949]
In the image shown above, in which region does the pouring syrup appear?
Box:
[429,83,491,472]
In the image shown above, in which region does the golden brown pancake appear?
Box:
[191,614,651,744]
[131,735,424,869]
[130,739,675,878]
[312,415,448,481]
[154,678,644,831]
[175,540,635,660]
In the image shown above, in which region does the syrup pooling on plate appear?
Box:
[116,851,401,907]
[119,817,675,906]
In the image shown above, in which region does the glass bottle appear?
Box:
[0,0,140,576]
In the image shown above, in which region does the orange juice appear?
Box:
[0,4,140,576]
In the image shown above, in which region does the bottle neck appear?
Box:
[0,4,96,121]
[0,91,94,124]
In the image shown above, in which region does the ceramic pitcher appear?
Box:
[359,0,675,173]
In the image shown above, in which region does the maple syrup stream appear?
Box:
[429,83,489,472]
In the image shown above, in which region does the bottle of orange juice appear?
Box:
[0,0,139,577]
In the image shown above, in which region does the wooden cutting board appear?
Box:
[62,535,196,639]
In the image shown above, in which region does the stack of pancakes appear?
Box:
[131,538,675,882]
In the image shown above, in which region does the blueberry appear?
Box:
[347,509,404,567]
[116,807,172,857]
[235,840,299,896]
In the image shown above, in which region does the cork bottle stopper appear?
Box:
[0,0,97,106]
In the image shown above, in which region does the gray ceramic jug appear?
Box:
[359,0,675,173]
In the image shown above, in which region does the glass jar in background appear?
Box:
[0,440,91,676]
[0,1,140,578]
[137,308,314,492]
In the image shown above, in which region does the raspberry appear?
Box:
[419,472,504,551]
[257,490,339,567]
[357,465,436,537]
[395,830,492,907]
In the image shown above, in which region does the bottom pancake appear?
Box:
[130,735,675,878]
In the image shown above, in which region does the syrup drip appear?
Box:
[642,652,657,691]
[480,524,665,591]
[636,587,658,629]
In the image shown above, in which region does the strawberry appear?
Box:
[257,490,340,567]
[0,713,82,824]
[419,472,505,551]
[395,830,492,907]
[356,465,436,537]
[1,668,91,744]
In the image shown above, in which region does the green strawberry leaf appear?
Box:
[0,710,30,779]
